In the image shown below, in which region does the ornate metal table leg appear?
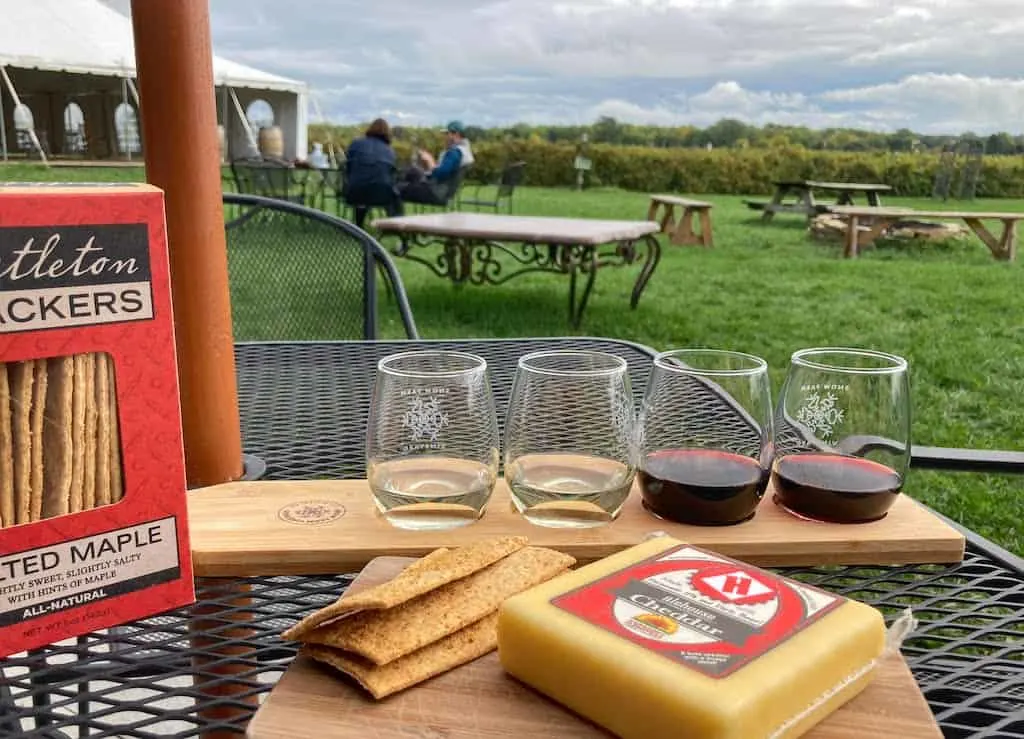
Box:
[567,245,599,328]
[456,239,474,284]
[630,234,661,309]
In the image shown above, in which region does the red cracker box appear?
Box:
[0,183,193,657]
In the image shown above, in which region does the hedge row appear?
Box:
[391,140,1024,198]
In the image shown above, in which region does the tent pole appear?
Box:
[126,77,141,109]
[0,80,7,161]
[221,84,229,161]
[121,77,131,162]
[0,65,47,164]
[310,92,337,166]
[228,87,259,155]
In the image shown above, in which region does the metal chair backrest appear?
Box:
[231,158,297,202]
[496,161,526,199]
[222,193,419,341]
[443,166,471,208]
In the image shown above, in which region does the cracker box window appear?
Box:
[0,353,123,528]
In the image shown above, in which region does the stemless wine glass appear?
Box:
[366,351,500,530]
[772,348,910,524]
[504,351,636,528]
[637,349,773,526]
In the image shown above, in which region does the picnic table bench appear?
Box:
[373,212,661,327]
[747,180,892,222]
[646,194,714,247]
[829,206,1024,260]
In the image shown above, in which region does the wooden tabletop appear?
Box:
[373,213,660,246]
[830,206,1024,220]
[650,194,713,208]
[775,180,893,192]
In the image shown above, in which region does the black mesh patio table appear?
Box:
[1,339,1021,738]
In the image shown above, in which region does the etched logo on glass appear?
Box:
[796,384,847,440]
[402,395,450,444]
[610,386,633,447]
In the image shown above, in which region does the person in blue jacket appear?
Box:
[343,118,402,228]
[399,120,475,206]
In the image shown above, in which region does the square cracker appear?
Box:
[300,546,575,665]
[69,355,89,513]
[82,355,97,510]
[282,537,528,641]
[42,357,74,519]
[95,354,112,507]
[9,360,35,526]
[0,366,12,527]
[29,359,48,522]
[303,612,499,700]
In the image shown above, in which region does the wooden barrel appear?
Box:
[258,125,284,158]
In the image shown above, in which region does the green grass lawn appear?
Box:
[5,162,1023,554]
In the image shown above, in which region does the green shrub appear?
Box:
[449,142,1024,198]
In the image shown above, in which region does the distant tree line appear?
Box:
[309,117,1024,155]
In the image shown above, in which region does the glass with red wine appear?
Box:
[772,348,910,524]
[637,349,774,526]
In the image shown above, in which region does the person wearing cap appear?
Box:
[399,120,475,206]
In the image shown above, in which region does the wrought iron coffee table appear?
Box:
[374,213,662,327]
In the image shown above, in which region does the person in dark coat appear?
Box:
[343,118,402,228]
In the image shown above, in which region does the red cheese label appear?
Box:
[552,544,844,678]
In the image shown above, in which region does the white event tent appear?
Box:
[0,0,309,162]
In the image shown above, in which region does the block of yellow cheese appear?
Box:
[497,536,886,739]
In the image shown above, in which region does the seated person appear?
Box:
[343,118,403,229]
[399,120,475,206]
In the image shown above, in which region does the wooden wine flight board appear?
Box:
[246,557,942,739]
[187,479,964,577]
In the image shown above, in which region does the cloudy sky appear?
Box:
[201,0,1024,133]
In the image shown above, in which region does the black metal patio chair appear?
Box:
[403,166,472,214]
[459,161,526,213]
[222,193,419,340]
[229,157,308,206]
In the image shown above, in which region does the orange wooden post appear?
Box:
[129,0,243,489]
[129,3,251,737]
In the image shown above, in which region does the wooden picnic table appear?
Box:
[373,212,661,327]
[747,180,893,222]
[646,194,714,247]
[829,206,1024,260]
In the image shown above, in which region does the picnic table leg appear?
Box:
[645,200,658,222]
[844,215,861,258]
[1003,220,1018,261]
[698,209,714,248]
[964,218,1017,261]
[630,235,662,309]
[802,188,818,222]
[659,205,676,234]
[762,185,786,222]
[670,207,698,245]
[867,190,882,207]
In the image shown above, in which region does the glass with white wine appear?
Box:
[367,351,499,530]
[504,350,637,528]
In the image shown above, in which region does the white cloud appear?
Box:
[574,74,1024,133]
[191,0,1024,132]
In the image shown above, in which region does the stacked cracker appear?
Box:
[0,353,123,529]
[282,536,574,699]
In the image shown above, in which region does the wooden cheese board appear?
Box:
[188,479,964,577]
[246,556,942,739]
